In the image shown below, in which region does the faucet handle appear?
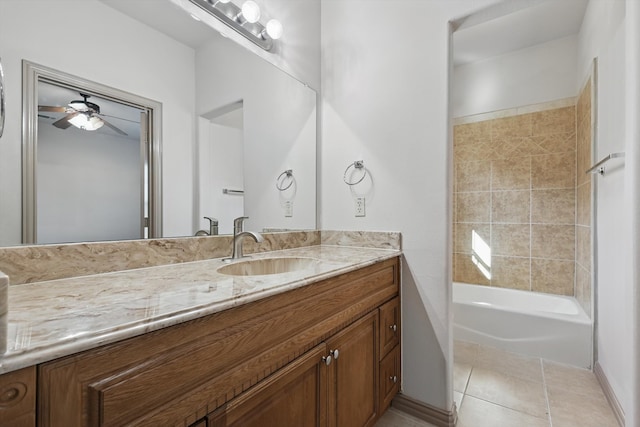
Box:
[204,217,219,236]
[233,216,249,233]
[204,216,218,225]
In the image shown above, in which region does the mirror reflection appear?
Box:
[36,80,149,244]
[0,0,317,247]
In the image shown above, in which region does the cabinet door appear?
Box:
[208,344,328,427]
[379,345,400,412]
[327,311,379,427]
[379,297,400,360]
[0,366,36,427]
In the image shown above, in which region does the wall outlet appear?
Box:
[355,197,365,217]
[284,200,293,217]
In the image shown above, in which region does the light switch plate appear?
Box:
[284,200,293,217]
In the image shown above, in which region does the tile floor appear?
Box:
[375,341,620,427]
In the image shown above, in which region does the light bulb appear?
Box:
[265,19,283,39]
[241,1,260,23]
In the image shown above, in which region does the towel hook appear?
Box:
[276,169,294,191]
[343,160,367,186]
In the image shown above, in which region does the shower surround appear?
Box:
[453,87,592,316]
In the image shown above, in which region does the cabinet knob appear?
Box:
[390,375,397,384]
[330,349,340,360]
[389,324,397,332]
[322,355,332,366]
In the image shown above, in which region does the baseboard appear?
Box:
[594,362,624,427]
[392,393,457,427]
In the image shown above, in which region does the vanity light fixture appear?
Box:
[189,0,282,51]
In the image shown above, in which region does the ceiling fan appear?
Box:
[38,93,127,136]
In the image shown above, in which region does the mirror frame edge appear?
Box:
[21,60,164,244]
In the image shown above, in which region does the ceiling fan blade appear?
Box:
[39,105,69,113]
[102,118,128,136]
[52,112,80,129]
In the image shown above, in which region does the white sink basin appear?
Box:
[217,257,321,276]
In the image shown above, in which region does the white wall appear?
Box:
[321,0,500,411]
[198,120,244,235]
[577,0,630,416]
[170,0,321,90]
[37,121,141,243]
[196,36,317,233]
[452,35,578,118]
[0,0,196,244]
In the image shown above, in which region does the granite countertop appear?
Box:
[0,245,400,374]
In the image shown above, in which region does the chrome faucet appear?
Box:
[195,216,219,236]
[230,216,264,259]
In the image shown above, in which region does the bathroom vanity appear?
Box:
[0,246,400,426]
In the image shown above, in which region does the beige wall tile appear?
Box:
[577,79,592,124]
[530,132,576,155]
[455,223,490,254]
[575,264,591,317]
[531,189,575,224]
[531,152,576,189]
[454,138,493,162]
[492,191,530,224]
[454,105,588,296]
[531,106,576,136]
[454,253,491,285]
[531,225,575,260]
[457,192,491,223]
[577,117,592,186]
[454,120,491,143]
[456,161,491,192]
[492,225,530,257]
[491,114,533,139]
[491,256,530,290]
[576,225,591,270]
[531,259,574,295]
[576,181,591,226]
[492,157,531,190]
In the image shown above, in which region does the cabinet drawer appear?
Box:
[379,297,400,360]
[379,345,400,413]
[0,366,36,427]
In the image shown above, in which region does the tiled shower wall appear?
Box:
[453,105,579,296]
[576,79,593,316]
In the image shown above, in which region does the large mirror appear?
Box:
[0,0,317,246]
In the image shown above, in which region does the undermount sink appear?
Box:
[217,257,321,276]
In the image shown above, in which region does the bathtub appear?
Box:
[453,282,593,368]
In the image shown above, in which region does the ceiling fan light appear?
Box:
[69,114,104,131]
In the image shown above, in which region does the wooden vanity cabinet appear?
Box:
[36,257,400,427]
[208,309,379,427]
[0,366,36,427]
[379,297,401,413]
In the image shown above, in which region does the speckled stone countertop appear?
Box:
[0,245,400,374]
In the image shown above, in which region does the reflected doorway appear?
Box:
[23,61,163,244]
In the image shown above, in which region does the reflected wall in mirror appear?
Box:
[0,0,317,247]
[24,62,162,245]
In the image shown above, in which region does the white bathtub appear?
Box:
[453,282,593,368]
